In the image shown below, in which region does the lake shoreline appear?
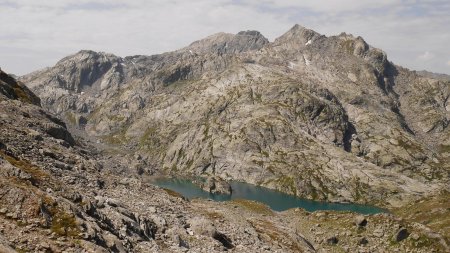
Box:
[149,176,387,215]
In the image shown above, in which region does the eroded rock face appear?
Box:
[20,25,449,208]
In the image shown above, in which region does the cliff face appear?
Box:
[20,25,449,207]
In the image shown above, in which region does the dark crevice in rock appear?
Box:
[306,103,325,122]
[300,236,316,251]
[213,232,234,249]
[383,62,398,92]
[78,62,113,91]
[391,103,415,135]
[45,125,76,146]
[163,66,192,86]
[425,119,449,133]
[375,71,389,95]
[39,202,53,227]
[381,64,416,135]
[343,121,357,152]
[41,110,68,128]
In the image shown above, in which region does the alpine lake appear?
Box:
[151,177,386,215]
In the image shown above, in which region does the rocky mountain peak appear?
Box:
[58,49,118,63]
[21,50,123,95]
[237,30,263,36]
[274,24,321,46]
[185,30,269,54]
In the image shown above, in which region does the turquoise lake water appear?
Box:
[151,178,385,215]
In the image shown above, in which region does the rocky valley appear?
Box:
[0,24,449,252]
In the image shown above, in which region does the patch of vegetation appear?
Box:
[86,104,103,120]
[106,114,125,122]
[186,158,194,169]
[356,226,366,234]
[397,138,423,154]
[165,79,196,92]
[254,93,262,102]
[101,125,129,145]
[40,197,81,238]
[163,188,184,198]
[176,148,185,163]
[312,175,332,198]
[249,219,302,252]
[231,199,273,216]
[202,122,211,141]
[340,40,354,54]
[51,211,80,237]
[265,165,275,174]
[274,176,296,195]
[139,126,158,146]
[393,190,450,243]
[14,247,27,253]
[64,111,77,125]
[439,144,450,154]
[309,182,319,200]
[261,150,269,157]
[16,220,28,227]
[0,150,49,184]
[409,235,438,248]
[170,164,178,172]
[264,101,291,108]
[12,85,33,104]
[351,177,369,202]
[252,159,264,167]
[202,210,225,220]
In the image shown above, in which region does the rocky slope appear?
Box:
[4,68,449,252]
[1,68,314,252]
[21,25,449,209]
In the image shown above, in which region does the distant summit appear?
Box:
[185,29,269,54]
[417,70,450,81]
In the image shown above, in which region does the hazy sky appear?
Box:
[1,0,449,75]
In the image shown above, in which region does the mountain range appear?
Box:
[20,24,449,207]
[0,24,448,252]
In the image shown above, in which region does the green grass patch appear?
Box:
[0,151,49,183]
[64,111,77,125]
[101,125,129,145]
[439,144,450,154]
[274,175,296,195]
[50,211,80,237]
[12,85,33,104]
[231,199,273,216]
[163,188,184,198]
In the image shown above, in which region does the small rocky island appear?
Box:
[199,177,232,195]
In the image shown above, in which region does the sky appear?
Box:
[0,0,449,75]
